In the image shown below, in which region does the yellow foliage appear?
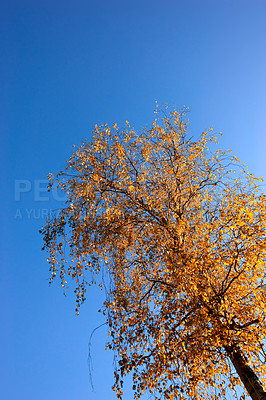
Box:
[40,108,266,400]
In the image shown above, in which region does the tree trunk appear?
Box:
[224,343,266,400]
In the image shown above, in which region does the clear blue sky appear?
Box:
[2,1,266,399]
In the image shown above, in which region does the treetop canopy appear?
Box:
[41,108,266,400]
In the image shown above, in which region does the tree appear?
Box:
[41,108,266,400]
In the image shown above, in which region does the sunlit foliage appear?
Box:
[41,108,266,400]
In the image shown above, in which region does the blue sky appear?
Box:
[2,1,266,399]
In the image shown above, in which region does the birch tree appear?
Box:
[41,109,266,400]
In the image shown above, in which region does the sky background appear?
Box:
[2,1,266,399]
